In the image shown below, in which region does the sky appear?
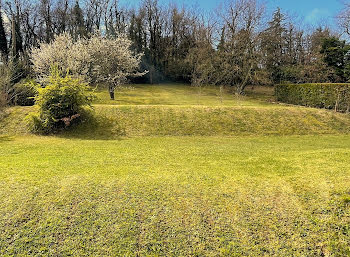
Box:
[119,0,345,28]
[268,0,343,26]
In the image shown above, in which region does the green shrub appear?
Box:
[28,68,95,134]
[275,83,350,112]
[13,79,39,106]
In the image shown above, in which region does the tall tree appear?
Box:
[0,2,8,63]
[260,8,286,83]
[337,2,350,37]
[55,0,69,34]
[321,37,350,81]
[71,0,86,39]
[11,10,23,60]
[217,0,265,94]
[129,10,146,52]
[39,0,53,43]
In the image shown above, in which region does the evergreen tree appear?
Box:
[321,37,350,81]
[72,0,86,40]
[10,4,23,59]
[15,15,23,55]
[261,8,287,83]
[0,5,8,63]
[129,12,146,52]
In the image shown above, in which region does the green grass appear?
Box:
[0,106,31,135]
[87,105,350,137]
[4,104,350,138]
[2,84,350,137]
[93,84,275,107]
[0,84,350,256]
[0,135,349,256]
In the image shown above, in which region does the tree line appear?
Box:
[1,0,350,95]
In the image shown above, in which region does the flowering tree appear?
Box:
[31,33,146,99]
[87,36,146,100]
[31,33,91,82]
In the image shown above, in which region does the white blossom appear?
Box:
[31,33,146,86]
[31,33,91,82]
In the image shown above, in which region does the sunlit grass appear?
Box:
[0,135,349,256]
[3,95,350,138]
[0,84,349,256]
[93,84,275,107]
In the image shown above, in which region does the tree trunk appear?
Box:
[335,90,340,112]
[237,63,253,95]
[109,85,115,100]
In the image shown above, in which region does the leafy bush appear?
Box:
[28,68,94,134]
[13,79,39,106]
[275,83,350,112]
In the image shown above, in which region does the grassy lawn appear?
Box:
[3,84,350,137]
[0,135,349,256]
[0,84,349,256]
[93,84,275,107]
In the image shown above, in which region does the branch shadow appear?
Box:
[0,135,15,142]
[57,114,127,141]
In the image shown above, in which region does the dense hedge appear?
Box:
[275,83,350,112]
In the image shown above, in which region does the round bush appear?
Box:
[28,68,94,134]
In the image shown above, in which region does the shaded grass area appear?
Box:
[0,135,349,256]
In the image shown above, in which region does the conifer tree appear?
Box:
[10,4,23,59]
[0,3,8,63]
[261,7,287,83]
[72,0,86,40]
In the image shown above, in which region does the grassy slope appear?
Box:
[0,135,349,256]
[0,84,349,256]
[2,84,350,137]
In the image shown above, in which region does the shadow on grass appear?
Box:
[0,135,15,142]
[58,114,126,141]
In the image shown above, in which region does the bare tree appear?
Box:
[217,0,265,94]
[338,2,350,37]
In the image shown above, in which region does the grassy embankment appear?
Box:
[2,84,350,137]
[0,84,349,256]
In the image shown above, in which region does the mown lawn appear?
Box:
[3,84,350,137]
[0,135,349,256]
[93,84,275,107]
[0,84,349,256]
